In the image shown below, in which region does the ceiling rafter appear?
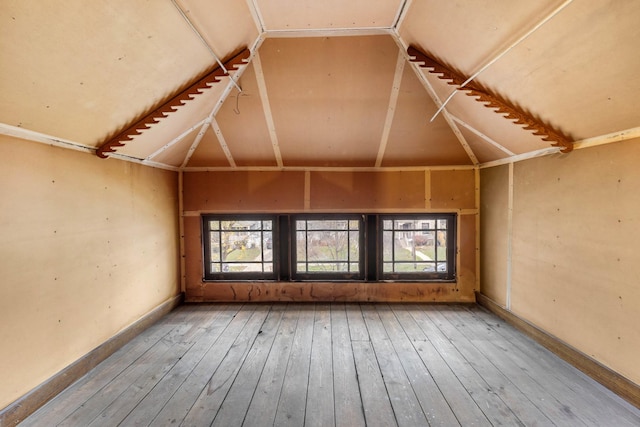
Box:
[211,117,237,167]
[430,0,575,121]
[96,48,250,159]
[375,50,405,167]
[246,0,265,33]
[252,50,284,168]
[392,33,479,165]
[180,35,265,169]
[408,45,573,153]
[392,0,413,30]
[448,114,515,157]
[145,118,207,162]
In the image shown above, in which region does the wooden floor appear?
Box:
[22,303,640,427]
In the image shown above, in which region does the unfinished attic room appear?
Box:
[3,0,640,425]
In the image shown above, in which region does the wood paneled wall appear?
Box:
[480,138,640,386]
[0,135,181,410]
[182,168,478,302]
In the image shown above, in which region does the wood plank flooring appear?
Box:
[21,303,640,426]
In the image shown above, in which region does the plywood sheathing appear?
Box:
[382,64,474,166]
[214,64,279,167]
[256,0,404,30]
[182,169,478,302]
[0,1,213,147]
[257,36,397,167]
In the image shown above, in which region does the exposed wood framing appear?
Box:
[480,125,640,169]
[97,48,250,159]
[408,45,573,153]
[375,50,405,167]
[181,35,265,169]
[211,117,237,167]
[393,0,413,29]
[449,114,515,156]
[430,0,575,120]
[182,165,476,173]
[246,0,266,32]
[252,51,284,168]
[145,118,208,161]
[392,34,479,165]
[265,28,394,38]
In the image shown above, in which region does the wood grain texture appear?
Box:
[20,303,640,426]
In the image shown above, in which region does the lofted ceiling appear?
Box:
[1,0,639,171]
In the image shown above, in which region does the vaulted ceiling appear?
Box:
[2,0,639,170]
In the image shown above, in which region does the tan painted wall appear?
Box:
[480,138,640,385]
[479,164,509,305]
[0,136,180,409]
[183,169,478,302]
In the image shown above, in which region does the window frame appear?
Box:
[290,214,365,281]
[378,214,456,282]
[201,213,457,283]
[201,214,278,281]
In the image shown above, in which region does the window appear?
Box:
[202,213,456,282]
[292,215,364,280]
[202,215,276,280]
[380,214,455,281]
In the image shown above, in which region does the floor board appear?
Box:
[21,303,640,427]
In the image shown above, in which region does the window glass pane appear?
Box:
[380,214,454,279]
[294,217,361,277]
[203,216,275,279]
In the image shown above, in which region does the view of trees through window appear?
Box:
[295,219,360,274]
[207,219,273,274]
[202,214,455,281]
[382,218,449,274]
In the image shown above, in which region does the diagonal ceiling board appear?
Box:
[474,0,640,142]
[375,50,406,167]
[186,126,234,168]
[458,127,512,165]
[251,52,284,167]
[150,126,201,167]
[215,61,279,167]
[0,1,213,147]
[180,35,264,169]
[146,118,208,161]
[210,118,236,167]
[177,0,259,60]
[398,0,564,78]
[258,36,397,167]
[449,115,514,157]
[115,83,227,160]
[255,0,404,30]
[396,35,478,165]
[382,61,474,167]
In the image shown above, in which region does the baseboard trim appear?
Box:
[0,293,184,426]
[475,291,640,409]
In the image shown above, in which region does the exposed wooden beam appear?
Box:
[181,35,265,169]
[182,165,477,172]
[97,48,250,159]
[480,125,640,168]
[252,51,284,168]
[375,50,405,167]
[392,34,479,165]
[408,45,573,153]
[145,118,208,161]
[430,0,575,121]
[246,0,266,32]
[393,0,413,29]
[265,28,394,38]
[449,114,515,156]
[211,117,237,168]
